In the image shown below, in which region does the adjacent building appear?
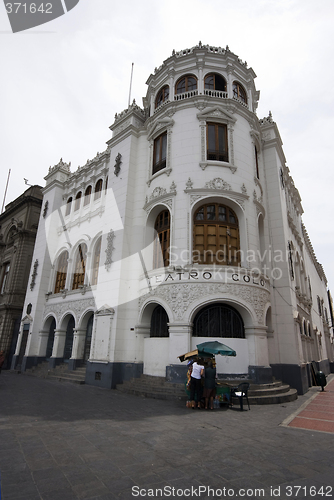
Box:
[12,43,333,394]
[0,185,43,368]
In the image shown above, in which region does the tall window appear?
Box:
[193,304,245,338]
[155,85,169,108]
[154,210,170,268]
[175,75,197,94]
[204,73,227,92]
[150,305,169,337]
[72,244,87,290]
[207,123,228,162]
[232,81,247,104]
[54,251,68,293]
[153,132,167,174]
[91,237,101,286]
[255,146,259,179]
[65,197,72,216]
[193,203,240,265]
[84,185,92,206]
[94,179,103,200]
[0,263,10,294]
[74,191,82,211]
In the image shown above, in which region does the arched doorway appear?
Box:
[46,318,56,359]
[83,314,94,363]
[150,305,169,337]
[193,303,245,338]
[64,316,75,361]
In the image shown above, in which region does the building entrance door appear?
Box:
[46,318,56,359]
[83,314,93,363]
[63,317,75,361]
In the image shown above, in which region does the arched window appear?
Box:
[74,191,82,211]
[91,237,101,286]
[155,85,170,108]
[175,74,197,94]
[193,304,245,338]
[0,262,10,294]
[54,251,68,293]
[303,321,308,337]
[204,73,227,92]
[232,81,247,104]
[150,305,169,337]
[94,179,103,200]
[84,185,92,206]
[193,203,240,265]
[72,243,87,290]
[154,210,170,268]
[65,197,72,216]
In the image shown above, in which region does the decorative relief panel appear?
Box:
[139,283,270,325]
[44,297,96,325]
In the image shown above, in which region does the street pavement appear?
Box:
[0,371,333,500]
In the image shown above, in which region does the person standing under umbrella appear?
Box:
[203,360,217,410]
[190,358,204,409]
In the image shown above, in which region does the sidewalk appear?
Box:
[0,371,333,500]
[282,378,334,434]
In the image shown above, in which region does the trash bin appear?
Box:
[315,371,327,391]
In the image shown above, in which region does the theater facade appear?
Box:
[12,43,333,394]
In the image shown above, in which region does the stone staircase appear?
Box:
[116,374,298,405]
[23,362,86,385]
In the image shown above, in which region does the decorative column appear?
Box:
[37,329,49,359]
[166,322,192,383]
[68,328,86,370]
[49,328,66,368]
[245,326,272,383]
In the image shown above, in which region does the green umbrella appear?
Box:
[197,341,236,357]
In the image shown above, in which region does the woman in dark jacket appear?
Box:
[203,360,216,410]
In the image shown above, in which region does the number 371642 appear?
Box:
[5,3,53,14]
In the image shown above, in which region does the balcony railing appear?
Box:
[204,89,228,99]
[174,90,198,101]
[207,149,229,162]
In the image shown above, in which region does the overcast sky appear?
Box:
[1,0,333,291]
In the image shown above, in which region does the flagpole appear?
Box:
[1,169,11,214]
[128,62,134,108]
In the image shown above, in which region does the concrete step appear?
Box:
[49,375,85,385]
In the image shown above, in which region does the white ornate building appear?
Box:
[12,43,333,394]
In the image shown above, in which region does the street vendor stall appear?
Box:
[178,342,237,408]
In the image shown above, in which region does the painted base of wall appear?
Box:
[271,363,313,395]
[248,365,273,384]
[166,364,273,384]
[85,361,143,389]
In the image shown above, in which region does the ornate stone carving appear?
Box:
[169,181,177,194]
[205,178,232,191]
[114,153,122,177]
[241,184,247,194]
[150,187,167,200]
[44,297,96,324]
[105,230,115,271]
[186,178,193,189]
[30,259,38,291]
[190,195,203,206]
[42,200,49,219]
[139,283,270,325]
